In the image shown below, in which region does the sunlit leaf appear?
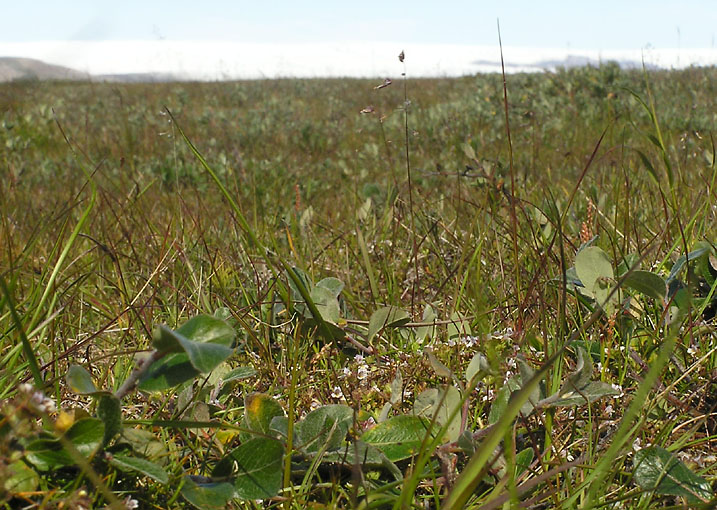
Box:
[362,415,436,462]
[181,477,235,510]
[633,446,712,504]
[230,437,283,500]
[368,306,410,343]
[295,404,353,454]
[66,364,108,395]
[97,395,122,444]
[244,393,285,436]
[108,453,169,484]
[26,418,105,470]
[623,270,666,300]
[413,385,462,443]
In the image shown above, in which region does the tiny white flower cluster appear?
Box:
[123,496,139,509]
[341,354,371,383]
[611,384,624,398]
[481,388,495,402]
[448,335,479,348]
[489,327,514,340]
[19,383,57,413]
[331,386,344,399]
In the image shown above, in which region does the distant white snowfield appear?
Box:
[1,41,715,79]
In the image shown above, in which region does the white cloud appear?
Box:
[1,40,715,79]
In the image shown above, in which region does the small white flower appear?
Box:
[331,386,344,399]
[310,400,321,410]
[686,345,697,355]
[29,391,57,413]
[354,354,364,363]
[123,496,139,510]
[611,384,624,397]
[342,367,351,377]
[632,438,642,451]
[506,358,517,369]
[462,336,478,348]
[604,404,614,416]
[596,362,603,372]
[447,337,457,347]
[357,365,369,380]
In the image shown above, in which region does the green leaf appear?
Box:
[488,378,519,424]
[108,453,169,484]
[548,381,619,407]
[153,315,235,353]
[547,347,619,407]
[244,393,285,436]
[559,347,592,396]
[230,437,283,500]
[693,242,716,286]
[368,306,410,343]
[223,366,257,382]
[320,440,387,468]
[517,359,545,416]
[623,270,666,301]
[515,447,534,477]
[66,364,108,395]
[120,427,168,459]
[362,415,436,462]
[315,277,345,298]
[416,304,438,343]
[309,285,340,323]
[152,323,233,373]
[425,349,453,379]
[26,418,105,470]
[138,353,199,392]
[466,352,489,384]
[97,395,122,445]
[4,460,39,493]
[447,312,471,342]
[633,446,713,504]
[295,404,353,454]
[413,385,462,443]
[667,245,712,282]
[139,315,236,391]
[617,253,641,276]
[389,369,403,405]
[575,246,615,310]
[181,477,235,510]
[287,266,313,301]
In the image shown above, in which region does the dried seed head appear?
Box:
[374,78,393,90]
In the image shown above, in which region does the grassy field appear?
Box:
[1,63,716,509]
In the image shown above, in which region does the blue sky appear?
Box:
[3,0,716,49]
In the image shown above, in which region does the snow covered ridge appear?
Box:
[1,41,715,81]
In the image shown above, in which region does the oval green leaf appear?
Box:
[230,437,283,500]
[633,445,712,504]
[368,306,410,343]
[623,270,666,300]
[181,477,235,510]
[244,393,285,436]
[362,415,435,462]
[108,453,169,484]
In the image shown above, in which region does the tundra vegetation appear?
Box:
[0,61,716,509]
